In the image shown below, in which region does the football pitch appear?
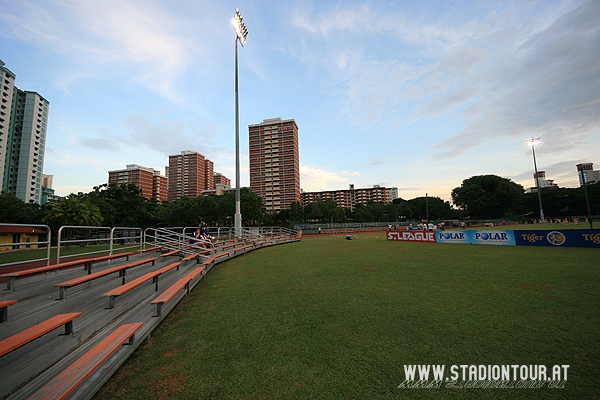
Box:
[94,234,599,400]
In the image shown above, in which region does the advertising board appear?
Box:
[471,230,516,246]
[387,231,437,243]
[436,231,470,244]
[515,229,600,248]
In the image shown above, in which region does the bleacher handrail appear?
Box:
[56,226,112,263]
[143,227,215,256]
[110,227,143,254]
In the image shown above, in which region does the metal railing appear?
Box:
[56,226,143,264]
[143,227,215,257]
[0,223,52,268]
[110,227,143,253]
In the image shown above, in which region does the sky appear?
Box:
[1,0,599,202]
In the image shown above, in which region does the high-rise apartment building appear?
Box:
[167,150,214,202]
[249,118,300,211]
[108,164,168,202]
[152,171,168,202]
[41,174,60,204]
[0,60,49,205]
[213,172,231,189]
[576,163,599,186]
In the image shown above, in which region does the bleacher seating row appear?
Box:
[0,231,299,400]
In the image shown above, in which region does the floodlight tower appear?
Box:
[526,137,545,223]
[233,8,248,237]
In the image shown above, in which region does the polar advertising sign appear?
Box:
[387,231,437,243]
[436,231,470,244]
[471,230,516,246]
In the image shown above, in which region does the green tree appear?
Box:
[43,197,103,227]
[167,197,201,227]
[407,196,454,221]
[352,204,375,223]
[451,175,524,219]
[43,197,104,247]
[0,192,45,224]
[331,206,347,223]
[289,201,304,222]
[84,183,150,227]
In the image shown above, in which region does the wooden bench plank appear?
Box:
[234,245,254,254]
[202,252,230,265]
[29,322,144,400]
[1,252,137,290]
[86,252,134,270]
[103,261,182,309]
[54,257,158,300]
[151,267,206,316]
[1,259,94,291]
[214,239,235,245]
[160,249,181,259]
[141,246,162,253]
[0,313,82,358]
[181,251,210,264]
[0,300,17,323]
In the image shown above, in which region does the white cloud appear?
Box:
[120,112,228,159]
[300,166,359,191]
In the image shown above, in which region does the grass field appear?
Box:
[94,234,599,400]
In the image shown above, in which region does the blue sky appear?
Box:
[1,0,599,201]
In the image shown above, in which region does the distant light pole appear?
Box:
[233,8,248,236]
[526,137,545,223]
[577,164,594,229]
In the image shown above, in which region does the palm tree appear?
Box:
[43,198,104,248]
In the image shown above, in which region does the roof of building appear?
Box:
[0,226,46,234]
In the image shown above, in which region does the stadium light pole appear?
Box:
[577,164,594,229]
[233,8,248,237]
[526,137,545,223]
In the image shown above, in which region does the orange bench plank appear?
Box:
[0,300,17,308]
[0,313,82,357]
[161,249,181,257]
[103,261,182,308]
[234,245,254,253]
[202,252,230,265]
[54,257,158,300]
[182,251,210,261]
[29,322,143,400]
[151,267,205,316]
[89,252,134,264]
[0,300,17,323]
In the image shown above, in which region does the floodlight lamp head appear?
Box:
[526,137,541,147]
[233,8,248,46]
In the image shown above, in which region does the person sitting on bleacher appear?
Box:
[190,229,206,248]
[202,227,214,245]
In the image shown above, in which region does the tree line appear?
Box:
[0,175,598,230]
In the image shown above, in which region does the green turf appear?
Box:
[94,235,599,400]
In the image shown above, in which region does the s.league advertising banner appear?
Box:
[391,229,599,247]
[387,231,437,243]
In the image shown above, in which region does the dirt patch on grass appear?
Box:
[147,370,189,400]
[517,283,552,290]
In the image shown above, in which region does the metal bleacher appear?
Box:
[0,226,300,400]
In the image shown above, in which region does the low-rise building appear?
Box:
[301,184,398,211]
